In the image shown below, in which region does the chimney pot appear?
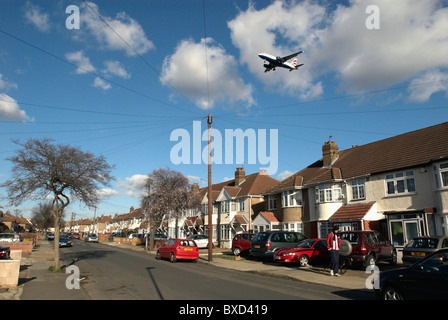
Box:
[322,141,339,167]
[234,167,246,186]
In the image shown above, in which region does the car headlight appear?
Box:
[283,252,296,256]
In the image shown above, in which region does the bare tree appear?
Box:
[31,201,60,232]
[141,168,201,251]
[1,138,114,269]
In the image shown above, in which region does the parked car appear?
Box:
[47,232,55,241]
[71,233,80,239]
[59,236,72,247]
[0,246,10,260]
[128,233,144,239]
[402,236,448,264]
[339,230,397,267]
[232,233,255,256]
[0,233,23,243]
[250,231,307,260]
[155,238,199,263]
[154,233,168,241]
[274,238,329,267]
[84,234,99,243]
[374,248,448,300]
[187,234,209,249]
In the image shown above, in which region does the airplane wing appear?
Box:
[281,51,303,62]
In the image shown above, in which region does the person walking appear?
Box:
[326,225,342,276]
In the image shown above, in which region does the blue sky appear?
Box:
[1,0,447,220]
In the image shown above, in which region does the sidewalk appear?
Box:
[0,240,90,300]
[1,240,375,300]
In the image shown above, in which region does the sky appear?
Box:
[0,0,447,220]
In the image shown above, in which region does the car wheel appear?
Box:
[364,254,376,267]
[390,250,397,265]
[382,286,403,300]
[233,247,242,256]
[298,255,309,268]
[170,253,176,263]
[155,251,160,260]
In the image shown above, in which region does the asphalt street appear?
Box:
[60,239,374,300]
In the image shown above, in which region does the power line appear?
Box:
[213,78,448,118]
[0,27,200,117]
[81,0,204,117]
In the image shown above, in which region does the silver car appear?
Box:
[84,233,99,243]
[402,236,448,263]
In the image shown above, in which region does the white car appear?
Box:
[187,234,209,249]
[0,233,23,242]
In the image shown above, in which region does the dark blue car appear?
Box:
[374,248,448,300]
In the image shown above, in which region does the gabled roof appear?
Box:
[269,122,448,192]
[256,211,280,223]
[201,170,279,201]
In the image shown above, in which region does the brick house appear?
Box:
[200,167,279,248]
[264,122,448,250]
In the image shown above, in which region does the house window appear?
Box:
[281,190,302,207]
[385,171,416,195]
[268,195,277,210]
[221,200,230,212]
[434,163,448,189]
[315,184,342,203]
[238,198,245,211]
[351,179,365,200]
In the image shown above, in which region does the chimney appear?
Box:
[130,206,135,213]
[234,167,245,186]
[322,141,339,167]
[191,182,200,193]
[259,169,268,175]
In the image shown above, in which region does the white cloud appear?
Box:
[161,38,255,110]
[0,93,31,122]
[97,188,120,200]
[81,2,155,56]
[277,170,294,181]
[23,1,50,32]
[228,0,448,102]
[408,70,448,102]
[0,74,18,91]
[103,60,130,79]
[65,51,96,74]
[93,77,111,90]
[116,174,147,198]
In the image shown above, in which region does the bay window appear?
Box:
[281,190,302,207]
[315,184,342,203]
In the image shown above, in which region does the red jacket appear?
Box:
[326,232,342,250]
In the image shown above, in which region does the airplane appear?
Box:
[258,51,304,73]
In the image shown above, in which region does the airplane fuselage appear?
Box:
[258,51,303,72]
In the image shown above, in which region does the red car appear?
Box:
[232,233,255,256]
[155,238,199,263]
[273,238,329,267]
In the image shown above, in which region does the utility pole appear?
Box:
[207,113,213,262]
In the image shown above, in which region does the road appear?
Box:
[60,239,374,300]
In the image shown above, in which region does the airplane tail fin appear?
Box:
[292,59,304,69]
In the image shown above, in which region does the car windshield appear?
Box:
[296,240,316,248]
[253,233,269,242]
[340,233,360,244]
[179,240,197,247]
[406,238,439,249]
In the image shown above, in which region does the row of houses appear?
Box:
[65,122,448,251]
[0,209,32,233]
[182,122,448,249]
